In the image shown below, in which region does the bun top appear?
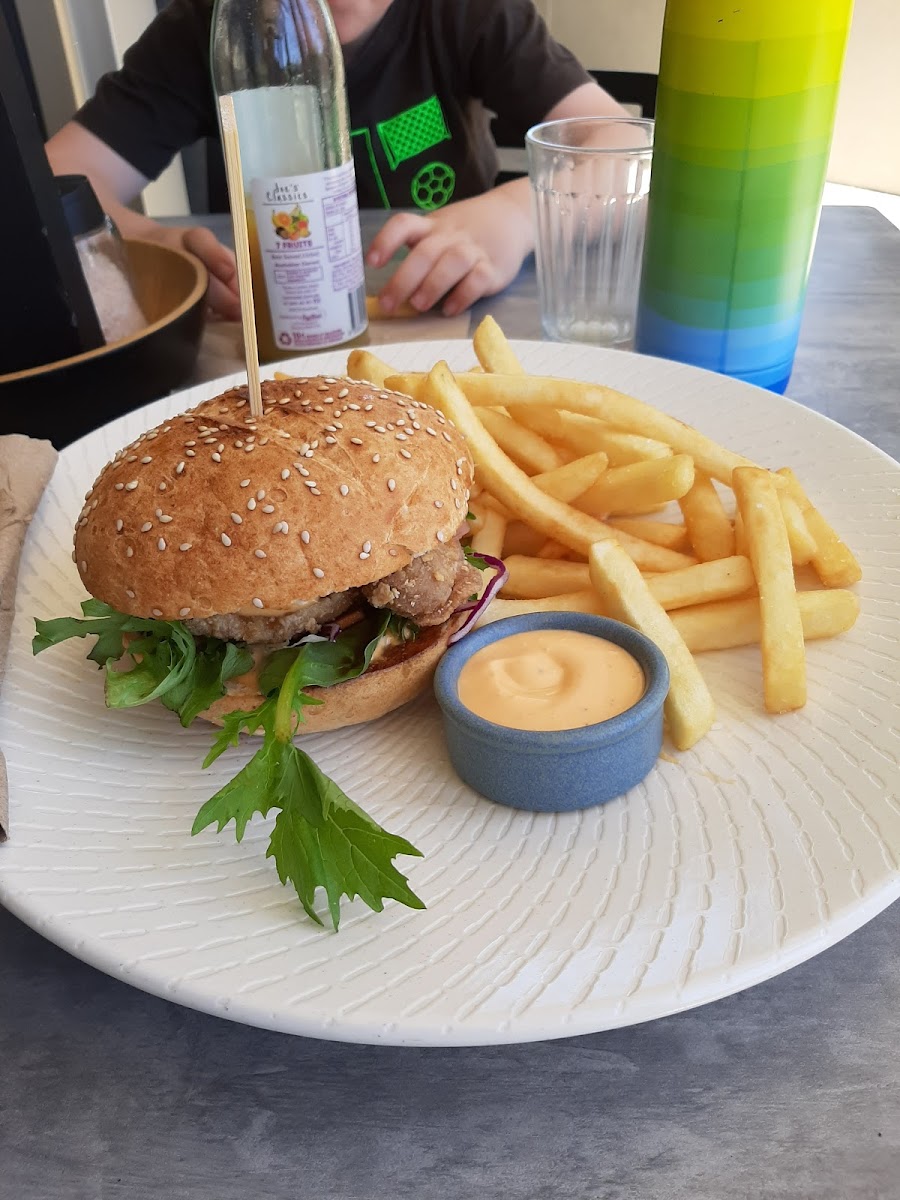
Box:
[73,375,474,621]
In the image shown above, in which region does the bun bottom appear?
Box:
[199,616,464,734]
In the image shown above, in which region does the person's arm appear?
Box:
[367,81,629,316]
[46,122,239,320]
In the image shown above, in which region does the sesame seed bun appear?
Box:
[73,376,474,621]
[200,617,463,733]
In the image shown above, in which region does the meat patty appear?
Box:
[185,589,356,644]
[361,541,481,626]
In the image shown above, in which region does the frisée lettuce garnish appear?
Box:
[33,603,423,929]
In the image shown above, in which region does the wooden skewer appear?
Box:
[218,94,263,419]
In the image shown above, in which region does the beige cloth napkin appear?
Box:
[194,313,472,384]
[0,435,58,841]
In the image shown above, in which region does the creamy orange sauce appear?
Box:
[457,630,644,732]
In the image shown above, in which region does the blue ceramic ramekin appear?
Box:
[433,612,669,812]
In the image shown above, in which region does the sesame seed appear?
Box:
[252,598,264,609]
[221,533,232,547]
[350,437,364,447]
[303,480,317,489]
[159,515,173,524]
[437,530,446,542]
[186,450,196,457]
[362,541,372,553]
[338,387,349,398]
[141,522,153,533]
[244,445,255,452]
[255,548,266,559]
[152,609,163,618]
[231,513,242,524]
[185,441,196,447]
[247,498,257,510]
[426,427,437,436]
[180,543,192,552]
[141,456,152,464]
[115,483,124,491]
[179,608,191,617]
[451,480,458,491]
[387,478,396,492]
[443,432,453,442]
[359,551,370,560]
[235,440,243,448]
[274,521,288,534]
[262,504,275,513]
[325,436,337,445]
[159,482,167,491]
[372,454,380,463]
[257,490,266,500]
[126,547,134,557]
[125,480,138,491]
[304,449,314,458]
[301,530,310,544]
[375,426,387,434]
[339,484,349,496]
[389,548,398,557]
[297,465,309,476]
[324,424,337,432]
[212,453,222,463]
[115,519,123,532]
[176,462,185,475]
[364,403,374,412]
[217,443,224,453]
[126,455,137,463]
[312,567,325,579]
[240,479,250,487]
[435,500,444,508]
[157,538,167,551]
[126,589,135,598]
[400,449,412,459]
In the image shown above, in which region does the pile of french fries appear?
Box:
[289,316,863,752]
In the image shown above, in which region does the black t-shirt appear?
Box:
[74,0,590,211]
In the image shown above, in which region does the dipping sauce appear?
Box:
[457,629,645,732]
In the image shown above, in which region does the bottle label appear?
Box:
[250,161,367,351]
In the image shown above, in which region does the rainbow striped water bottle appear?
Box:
[635,1,854,392]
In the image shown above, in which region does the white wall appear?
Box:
[539,0,899,195]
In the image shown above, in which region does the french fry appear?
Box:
[576,455,696,518]
[530,452,609,503]
[537,539,571,560]
[392,372,761,485]
[670,590,860,652]
[607,517,690,552]
[471,506,507,561]
[502,521,547,558]
[273,370,295,380]
[465,499,489,536]
[778,492,817,565]
[504,405,673,465]
[473,314,525,374]
[503,556,590,598]
[365,295,420,320]
[346,349,398,387]
[733,467,806,713]
[478,591,605,627]
[589,540,716,750]
[678,470,735,561]
[423,362,694,572]
[733,510,747,557]
[642,555,755,611]
[477,408,565,474]
[776,468,862,587]
[482,588,860,650]
[504,554,754,611]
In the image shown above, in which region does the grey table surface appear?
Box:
[2,205,898,1200]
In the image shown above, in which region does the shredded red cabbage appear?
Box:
[449,554,508,644]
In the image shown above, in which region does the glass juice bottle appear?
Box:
[212,0,367,361]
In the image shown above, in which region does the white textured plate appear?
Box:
[2,340,899,1046]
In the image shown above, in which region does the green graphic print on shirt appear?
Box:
[351,94,456,211]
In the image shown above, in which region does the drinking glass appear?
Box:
[526,117,653,347]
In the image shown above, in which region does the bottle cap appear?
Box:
[56,174,106,238]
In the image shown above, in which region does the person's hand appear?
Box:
[153,224,240,321]
[366,183,534,317]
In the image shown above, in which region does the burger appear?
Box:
[33,375,503,928]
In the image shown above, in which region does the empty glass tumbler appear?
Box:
[526,117,653,346]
